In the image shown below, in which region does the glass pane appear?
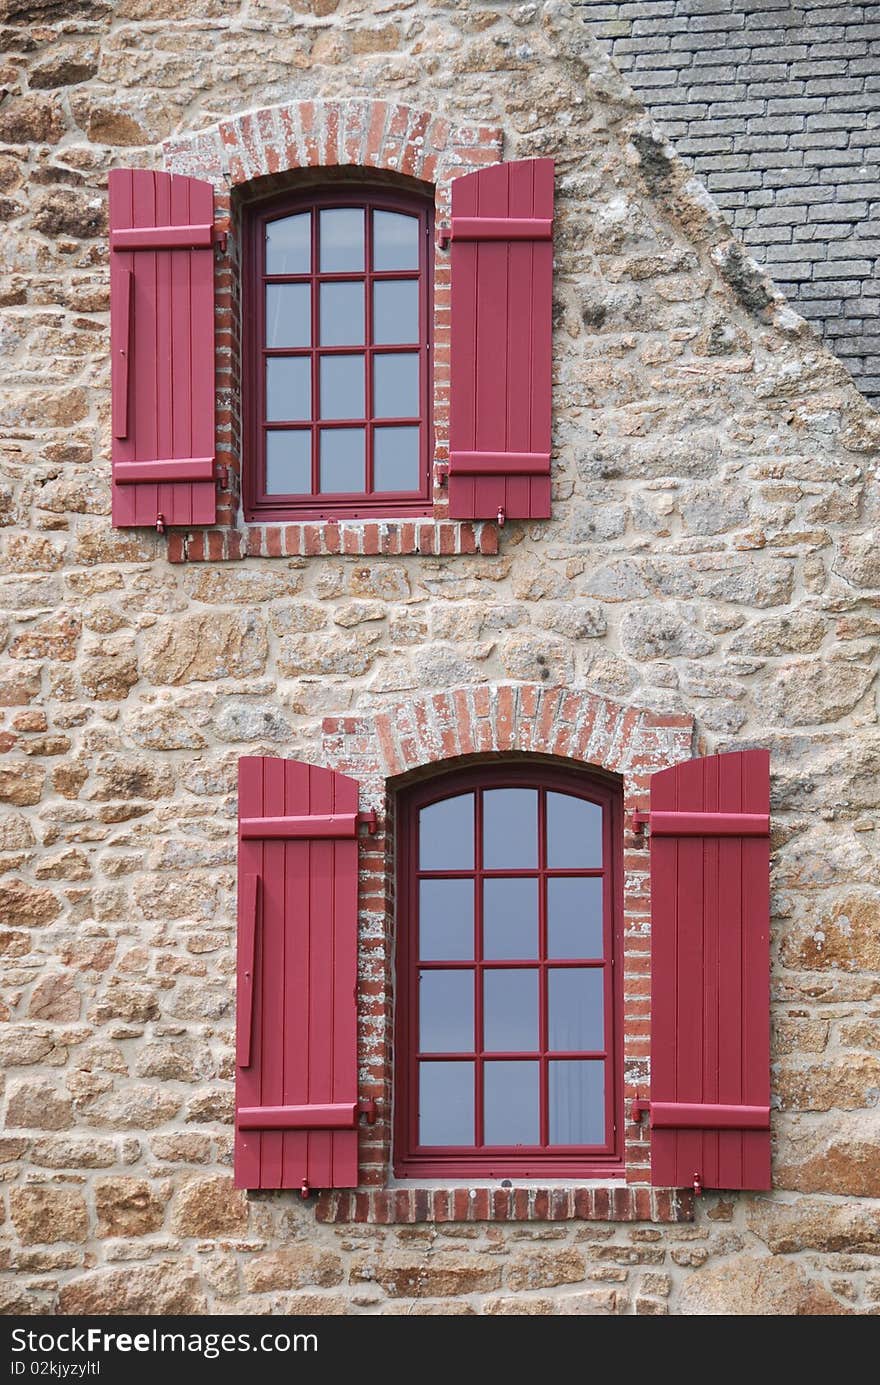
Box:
[483,789,538,870]
[548,968,604,1052]
[547,878,604,960]
[373,209,420,271]
[320,281,364,346]
[419,794,474,870]
[549,1060,605,1145]
[419,1062,473,1146]
[320,207,364,272]
[484,1061,539,1146]
[483,969,538,1053]
[419,970,473,1053]
[374,352,419,419]
[266,357,310,422]
[266,213,310,275]
[319,427,364,493]
[483,878,538,960]
[266,283,310,348]
[373,426,420,492]
[320,354,364,420]
[373,280,419,345]
[547,792,603,869]
[265,430,310,495]
[420,879,473,961]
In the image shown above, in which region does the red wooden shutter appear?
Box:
[109,168,217,529]
[235,756,362,1191]
[646,749,771,1191]
[447,158,554,522]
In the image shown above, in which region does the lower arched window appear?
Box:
[394,761,623,1178]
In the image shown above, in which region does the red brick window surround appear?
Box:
[394,761,623,1180]
[312,684,697,1225]
[162,100,505,562]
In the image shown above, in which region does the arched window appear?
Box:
[394,761,623,1178]
[242,181,433,521]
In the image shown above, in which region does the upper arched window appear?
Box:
[394,760,623,1179]
[241,183,433,522]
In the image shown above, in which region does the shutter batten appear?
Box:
[235,756,361,1192]
[450,214,553,242]
[646,749,772,1192]
[449,450,551,476]
[109,168,217,529]
[448,157,554,521]
[110,221,214,250]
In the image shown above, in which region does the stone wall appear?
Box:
[0,0,879,1317]
[577,0,880,401]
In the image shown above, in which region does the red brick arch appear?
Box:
[163,98,502,188]
[320,683,694,1197]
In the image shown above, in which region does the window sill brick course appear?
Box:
[315,1186,695,1224]
[166,519,499,562]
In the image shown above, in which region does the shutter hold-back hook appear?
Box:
[155,512,166,534]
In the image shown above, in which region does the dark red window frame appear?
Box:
[242,183,434,522]
[394,761,624,1179]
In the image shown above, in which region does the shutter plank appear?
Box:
[507,159,539,521]
[188,173,216,526]
[448,157,554,522]
[742,750,771,1190]
[169,172,193,527]
[331,771,359,1187]
[262,754,286,1189]
[131,171,159,529]
[277,757,306,1191]
[529,158,554,521]
[304,760,330,1190]
[449,165,478,521]
[236,761,264,1190]
[155,170,175,529]
[473,163,509,525]
[648,750,771,1192]
[676,760,704,1193]
[716,756,741,1188]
